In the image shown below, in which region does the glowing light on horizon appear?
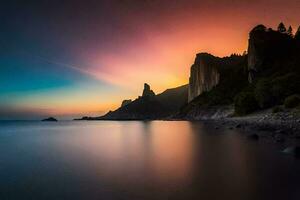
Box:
[1,0,300,119]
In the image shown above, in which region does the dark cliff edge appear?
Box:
[76,23,300,135]
[76,84,188,120]
[177,23,300,135]
[178,53,248,118]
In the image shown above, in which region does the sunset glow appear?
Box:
[1,0,300,119]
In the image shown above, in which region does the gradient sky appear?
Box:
[1,0,300,119]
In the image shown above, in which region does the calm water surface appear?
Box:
[0,121,299,200]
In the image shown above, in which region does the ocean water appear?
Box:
[0,120,299,200]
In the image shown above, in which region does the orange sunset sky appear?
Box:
[1,0,300,119]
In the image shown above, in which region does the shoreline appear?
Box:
[76,108,300,135]
[76,107,300,153]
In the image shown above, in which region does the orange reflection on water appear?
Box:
[57,121,195,187]
[149,121,195,185]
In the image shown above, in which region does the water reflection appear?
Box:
[0,121,300,200]
[56,121,195,187]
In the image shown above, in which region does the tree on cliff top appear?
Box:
[287,26,293,36]
[278,22,287,33]
[295,26,300,40]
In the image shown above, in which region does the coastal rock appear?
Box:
[42,117,58,122]
[247,25,266,83]
[142,83,155,98]
[247,24,294,83]
[188,53,220,102]
[121,99,132,107]
[92,84,188,120]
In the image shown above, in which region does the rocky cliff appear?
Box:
[247,24,295,82]
[180,23,300,119]
[178,53,247,118]
[188,53,220,102]
[80,84,188,120]
[121,99,132,107]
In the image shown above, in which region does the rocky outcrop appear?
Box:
[42,117,58,122]
[247,24,294,83]
[121,99,132,107]
[188,53,220,102]
[78,84,188,120]
[247,25,266,83]
[142,83,155,97]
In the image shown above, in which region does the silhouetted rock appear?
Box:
[248,24,294,83]
[86,84,188,120]
[74,116,94,120]
[180,23,300,120]
[142,83,155,98]
[121,99,132,107]
[42,117,57,122]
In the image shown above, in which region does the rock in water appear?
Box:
[42,117,58,122]
[142,83,155,98]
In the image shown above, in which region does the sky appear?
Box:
[1,0,300,120]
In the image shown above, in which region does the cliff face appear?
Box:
[180,23,300,119]
[188,53,220,102]
[178,53,247,118]
[247,25,294,82]
[247,25,265,83]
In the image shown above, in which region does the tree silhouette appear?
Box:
[287,26,293,36]
[277,22,287,33]
[295,26,300,40]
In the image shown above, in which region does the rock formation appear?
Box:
[41,117,58,122]
[247,24,294,83]
[247,25,268,83]
[180,23,299,119]
[79,84,188,120]
[121,99,132,107]
[188,53,220,102]
[142,83,155,98]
